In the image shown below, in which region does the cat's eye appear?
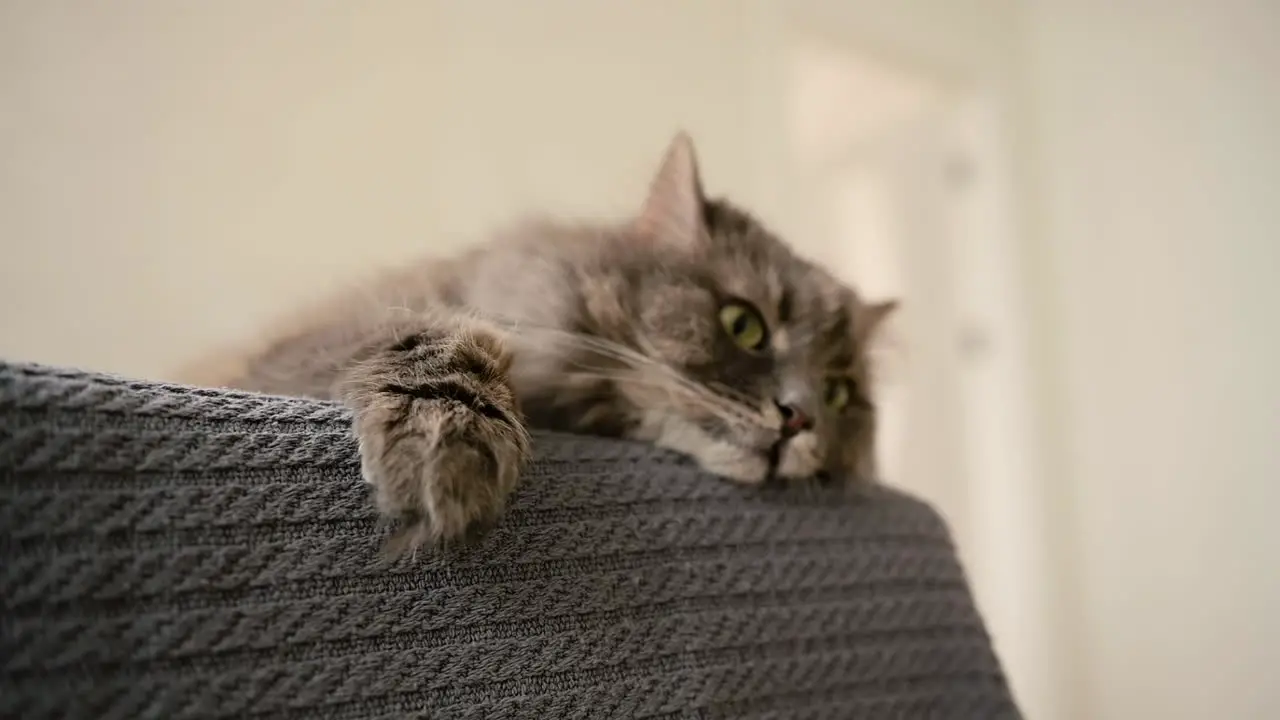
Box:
[718,301,768,351]
[823,377,854,411]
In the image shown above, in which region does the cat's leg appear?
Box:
[337,316,530,552]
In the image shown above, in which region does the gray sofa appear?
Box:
[0,361,1020,719]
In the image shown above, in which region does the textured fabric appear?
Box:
[0,361,1020,719]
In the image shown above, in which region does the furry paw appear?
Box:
[343,325,530,553]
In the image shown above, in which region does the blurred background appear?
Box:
[2,1,1277,718]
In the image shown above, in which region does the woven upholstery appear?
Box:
[0,361,1020,719]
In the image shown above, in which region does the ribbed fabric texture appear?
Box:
[0,361,1019,719]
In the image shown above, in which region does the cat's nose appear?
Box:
[775,400,813,436]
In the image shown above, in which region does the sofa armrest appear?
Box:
[0,361,1019,719]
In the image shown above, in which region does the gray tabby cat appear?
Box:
[215,134,897,552]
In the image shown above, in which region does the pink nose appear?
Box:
[777,402,812,435]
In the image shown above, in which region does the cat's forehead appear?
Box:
[701,199,858,327]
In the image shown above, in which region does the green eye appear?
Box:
[824,377,853,411]
[718,302,768,351]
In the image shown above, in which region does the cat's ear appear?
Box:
[856,299,899,343]
[636,132,707,247]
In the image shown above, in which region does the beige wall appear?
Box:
[0,3,1057,714]
[5,2,1277,719]
[1024,0,1280,717]
[0,1,1045,715]
[0,0,762,378]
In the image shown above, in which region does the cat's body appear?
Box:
[212,134,895,551]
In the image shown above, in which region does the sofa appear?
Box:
[0,360,1020,718]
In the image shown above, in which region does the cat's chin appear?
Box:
[693,447,773,486]
[688,438,823,486]
[641,412,827,486]
[774,431,823,480]
[640,413,768,485]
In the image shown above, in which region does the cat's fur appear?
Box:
[210,134,896,551]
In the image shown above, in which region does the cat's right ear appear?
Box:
[635,132,707,248]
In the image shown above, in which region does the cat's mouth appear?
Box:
[647,413,823,486]
[764,437,784,481]
[760,430,828,485]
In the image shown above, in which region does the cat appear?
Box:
[209,133,897,553]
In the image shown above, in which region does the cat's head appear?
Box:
[586,133,897,487]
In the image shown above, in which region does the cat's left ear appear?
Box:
[856,299,899,343]
[636,131,707,248]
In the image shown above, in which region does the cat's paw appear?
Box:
[342,326,530,553]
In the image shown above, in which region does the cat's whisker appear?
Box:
[578,379,764,432]
[555,347,726,402]
[522,329,769,427]
[563,365,766,430]
[707,380,763,408]
[500,325,678,376]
